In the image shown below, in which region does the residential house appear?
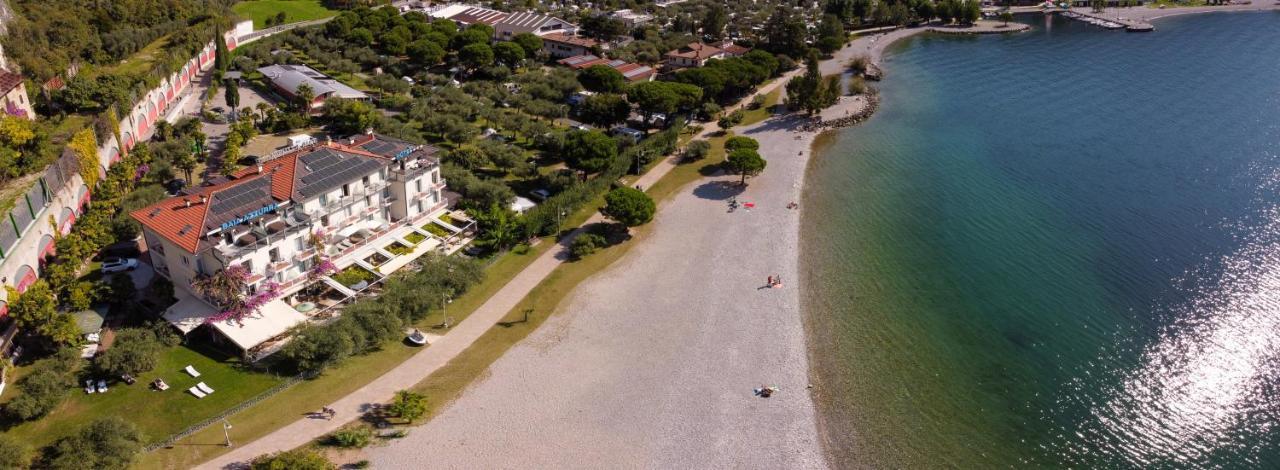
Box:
[0,71,34,119]
[609,9,652,29]
[559,55,656,82]
[664,42,751,69]
[258,64,369,111]
[542,33,601,59]
[133,133,447,356]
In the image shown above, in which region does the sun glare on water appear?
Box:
[1063,182,1280,467]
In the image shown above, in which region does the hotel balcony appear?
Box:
[215,212,312,261]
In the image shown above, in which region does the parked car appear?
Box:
[101,257,139,273]
[531,189,551,201]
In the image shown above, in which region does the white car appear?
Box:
[101,257,139,273]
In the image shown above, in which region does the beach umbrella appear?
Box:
[744,202,755,209]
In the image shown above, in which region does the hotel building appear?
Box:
[132,133,459,356]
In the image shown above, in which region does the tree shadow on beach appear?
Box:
[739,114,811,136]
[692,180,746,201]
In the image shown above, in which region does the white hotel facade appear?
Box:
[132,133,460,356]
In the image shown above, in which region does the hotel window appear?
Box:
[181,256,189,266]
[295,238,305,252]
[432,171,439,184]
[362,175,370,186]
[364,195,371,208]
[319,194,328,206]
[415,179,422,193]
[342,184,351,197]
[269,248,280,263]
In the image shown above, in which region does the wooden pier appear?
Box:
[1060,10,1155,31]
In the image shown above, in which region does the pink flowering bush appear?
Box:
[195,265,283,325]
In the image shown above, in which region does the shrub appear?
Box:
[95,328,165,377]
[151,277,176,304]
[847,55,869,75]
[387,390,428,423]
[0,434,30,469]
[328,426,374,448]
[331,266,376,287]
[404,232,427,245]
[570,233,607,260]
[250,449,335,470]
[684,140,711,161]
[6,349,78,421]
[848,76,867,96]
[40,416,144,470]
[385,243,414,256]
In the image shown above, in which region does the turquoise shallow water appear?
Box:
[802,12,1280,468]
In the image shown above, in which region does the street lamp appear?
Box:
[222,419,233,447]
[441,293,454,328]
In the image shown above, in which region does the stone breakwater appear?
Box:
[801,93,881,132]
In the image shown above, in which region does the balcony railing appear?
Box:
[215,215,311,261]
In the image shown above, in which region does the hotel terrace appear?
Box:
[132,133,472,359]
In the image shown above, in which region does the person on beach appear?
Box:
[768,275,773,286]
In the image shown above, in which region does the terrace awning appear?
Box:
[208,299,307,352]
[164,290,219,334]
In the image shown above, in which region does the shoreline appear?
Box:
[797,7,1280,467]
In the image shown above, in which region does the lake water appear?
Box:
[802,11,1280,468]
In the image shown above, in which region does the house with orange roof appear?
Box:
[542,33,601,59]
[664,41,752,69]
[132,133,452,356]
[557,55,655,82]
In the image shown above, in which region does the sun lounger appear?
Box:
[184,365,201,377]
[197,382,214,394]
[85,379,96,394]
[189,386,207,398]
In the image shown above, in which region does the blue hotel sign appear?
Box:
[220,203,279,231]
[394,148,414,160]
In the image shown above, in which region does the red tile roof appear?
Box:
[720,42,751,56]
[666,42,725,61]
[0,71,23,95]
[133,140,398,253]
[541,32,599,49]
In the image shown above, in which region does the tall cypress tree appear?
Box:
[214,32,230,72]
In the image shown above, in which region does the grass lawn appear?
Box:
[233,0,338,29]
[1,343,284,450]
[96,34,171,79]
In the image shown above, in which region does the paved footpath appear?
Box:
[197,37,865,469]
